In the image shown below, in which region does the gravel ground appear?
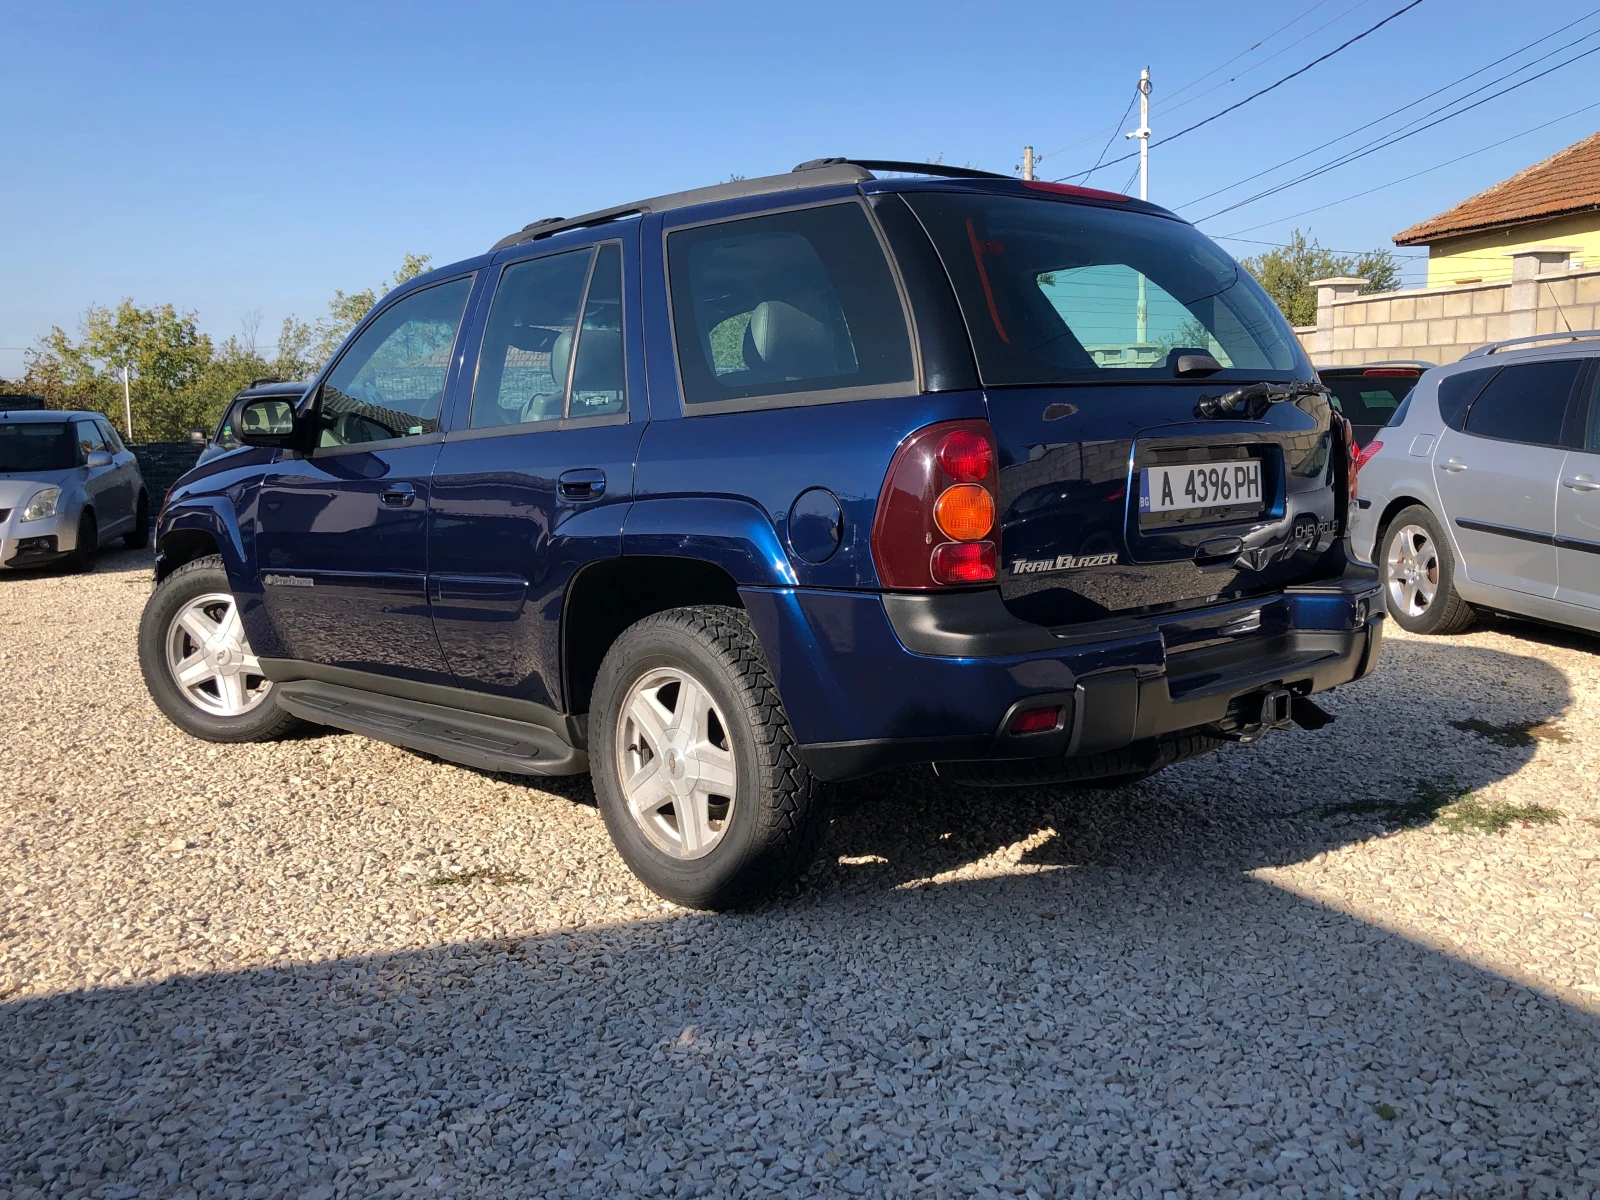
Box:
[2,548,1599,1199]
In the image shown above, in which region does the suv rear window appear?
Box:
[902,192,1305,386]
[667,202,915,410]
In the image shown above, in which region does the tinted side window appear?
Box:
[570,244,626,418]
[96,419,124,452]
[1583,359,1600,452]
[1464,359,1584,447]
[472,250,591,428]
[319,276,473,448]
[668,202,914,408]
[1436,367,1496,431]
[75,420,106,455]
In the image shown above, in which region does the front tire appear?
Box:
[1381,505,1474,634]
[69,511,98,573]
[590,606,831,910]
[138,555,301,742]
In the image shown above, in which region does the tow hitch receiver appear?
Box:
[1257,688,1293,730]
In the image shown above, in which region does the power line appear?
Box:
[1155,0,1376,120]
[1035,0,1350,167]
[1172,11,1600,211]
[1212,98,1600,236]
[1084,87,1141,179]
[1193,42,1600,222]
[1055,0,1427,182]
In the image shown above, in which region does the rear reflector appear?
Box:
[931,540,996,584]
[1008,705,1062,734]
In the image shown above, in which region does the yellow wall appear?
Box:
[1423,211,1600,287]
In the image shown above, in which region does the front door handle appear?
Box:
[1439,457,1467,473]
[558,468,607,500]
[1563,474,1600,492]
[380,483,417,507]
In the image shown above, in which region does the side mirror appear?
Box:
[85,450,114,468]
[189,429,209,447]
[236,398,299,447]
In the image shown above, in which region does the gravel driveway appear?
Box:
[3,549,1598,1199]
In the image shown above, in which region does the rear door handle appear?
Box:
[1439,457,1467,473]
[1563,474,1600,492]
[380,483,417,507]
[558,468,606,500]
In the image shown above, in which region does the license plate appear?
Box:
[1140,459,1261,513]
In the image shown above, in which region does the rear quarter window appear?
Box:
[1436,366,1497,431]
[666,201,915,411]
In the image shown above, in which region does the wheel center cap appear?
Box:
[665,748,682,777]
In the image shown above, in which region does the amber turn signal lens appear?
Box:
[930,540,997,584]
[937,429,994,482]
[934,484,995,541]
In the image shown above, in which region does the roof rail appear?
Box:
[792,157,1010,180]
[490,163,874,252]
[1461,330,1600,359]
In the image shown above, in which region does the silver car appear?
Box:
[1351,331,1600,635]
[0,409,148,571]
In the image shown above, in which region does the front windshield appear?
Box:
[0,422,79,472]
[902,191,1308,385]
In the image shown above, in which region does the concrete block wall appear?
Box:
[1295,253,1600,368]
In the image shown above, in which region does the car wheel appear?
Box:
[589,605,831,911]
[137,554,301,742]
[1381,504,1475,635]
[69,511,98,573]
[124,491,150,549]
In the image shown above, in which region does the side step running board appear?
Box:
[275,680,588,778]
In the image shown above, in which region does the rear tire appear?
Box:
[124,491,150,549]
[69,511,98,573]
[590,605,831,911]
[138,555,301,743]
[1381,504,1474,635]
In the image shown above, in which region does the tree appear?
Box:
[1239,230,1400,327]
[24,300,214,440]
[18,253,431,442]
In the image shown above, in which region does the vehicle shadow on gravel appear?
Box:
[3,637,1596,1198]
[0,547,153,582]
[816,634,1574,893]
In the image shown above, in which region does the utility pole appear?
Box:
[1022,145,1035,181]
[121,365,133,442]
[1125,68,1153,345]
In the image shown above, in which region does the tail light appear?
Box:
[871,419,1001,588]
[1354,439,1383,472]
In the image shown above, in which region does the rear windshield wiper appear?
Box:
[1196,379,1327,420]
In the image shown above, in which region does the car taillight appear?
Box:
[871,419,1001,589]
[1354,440,1383,471]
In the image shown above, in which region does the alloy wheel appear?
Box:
[164,592,271,717]
[615,666,738,860]
[1385,523,1440,619]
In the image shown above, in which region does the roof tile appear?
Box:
[1392,130,1600,246]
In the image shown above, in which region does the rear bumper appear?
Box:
[741,567,1383,781]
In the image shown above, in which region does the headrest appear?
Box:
[551,328,624,395]
[549,330,573,392]
[743,301,836,379]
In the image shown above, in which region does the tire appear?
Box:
[124,491,150,549]
[137,554,301,743]
[936,730,1225,788]
[1380,504,1475,635]
[589,605,831,911]
[68,510,98,573]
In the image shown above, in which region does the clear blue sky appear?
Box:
[3,0,1597,377]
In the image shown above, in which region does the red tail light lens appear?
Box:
[937,429,994,482]
[932,541,997,584]
[871,419,1001,589]
[1008,705,1062,734]
[1354,439,1383,471]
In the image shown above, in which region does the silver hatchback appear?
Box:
[1351,331,1600,635]
[0,410,148,571]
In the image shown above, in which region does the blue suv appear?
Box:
[138,159,1383,908]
